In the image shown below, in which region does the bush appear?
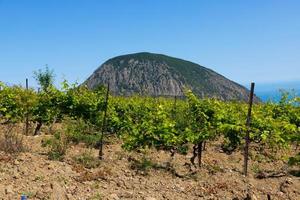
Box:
[288,153,300,166]
[129,156,158,174]
[0,125,25,153]
[73,150,101,169]
[42,131,68,161]
[64,118,100,147]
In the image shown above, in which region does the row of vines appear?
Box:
[0,80,299,168]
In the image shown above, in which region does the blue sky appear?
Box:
[0,0,300,88]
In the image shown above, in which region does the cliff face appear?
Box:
[85,59,185,96]
[85,52,260,101]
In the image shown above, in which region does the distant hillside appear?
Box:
[84,52,260,101]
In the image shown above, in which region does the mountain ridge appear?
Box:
[84,52,260,102]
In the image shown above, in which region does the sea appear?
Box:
[243,81,300,102]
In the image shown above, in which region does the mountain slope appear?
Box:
[85,52,260,101]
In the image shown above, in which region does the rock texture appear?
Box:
[85,52,260,101]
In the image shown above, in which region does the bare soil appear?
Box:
[0,126,299,200]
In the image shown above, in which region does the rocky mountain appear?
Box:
[84,52,260,101]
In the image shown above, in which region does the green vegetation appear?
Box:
[129,156,158,174]
[42,131,68,161]
[0,77,299,169]
[73,150,101,168]
[64,118,100,147]
[33,65,55,92]
[289,153,300,166]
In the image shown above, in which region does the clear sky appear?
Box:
[1,0,300,88]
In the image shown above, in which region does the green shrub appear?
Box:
[64,118,100,147]
[73,150,101,169]
[130,156,158,174]
[42,131,68,161]
[288,153,300,166]
[252,163,262,174]
[177,145,188,155]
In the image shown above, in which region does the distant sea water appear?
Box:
[255,91,294,102]
[243,81,300,102]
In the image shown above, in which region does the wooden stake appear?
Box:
[198,141,203,167]
[244,82,255,176]
[99,82,110,160]
[25,78,29,135]
[172,95,177,119]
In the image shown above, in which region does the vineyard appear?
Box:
[0,78,300,199]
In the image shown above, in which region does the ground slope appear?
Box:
[0,131,299,200]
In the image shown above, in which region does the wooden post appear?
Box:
[25,78,29,135]
[172,95,177,119]
[99,82,110,160]
[244,82,255,176]
[198,141,203,167]
[174,95,177,107]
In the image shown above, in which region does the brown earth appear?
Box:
[0,126,299,200]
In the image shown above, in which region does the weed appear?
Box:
[56,176,69,185]
[252,163,262,174]
[115,150,127,160]
[33,175,45,181]
[64,118,100,147]
[0,124,25,154]
[289,170,300,177]
[129,156,158,175]
[252,153,265,163]
[91,181,101,189]
[177,145,188,155]
[206,164,224,174]
[73,150,101,169]
[88,193,102,200]
[42,131,68,161]
[288,153,300,166]
[77,167,112,182]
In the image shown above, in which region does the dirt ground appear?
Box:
[0,126,299,200]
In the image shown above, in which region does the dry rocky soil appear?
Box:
[0,126,299,200]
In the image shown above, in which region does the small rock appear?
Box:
[120,191,134,198]
[5,185,13,194]
[66,193,74,200]
[252,194,258,200]
[145,197,157,200]
[110,193,120,200]
[50,182,67,199]
[12,173,20,179]
[101,185,108,189]
[277,191,285,197]
[286,177,293,184]
[280,179,292,194]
